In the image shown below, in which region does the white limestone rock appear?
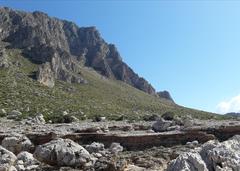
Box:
[33,138,92,167]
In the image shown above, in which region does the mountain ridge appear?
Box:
[0,7,162,97]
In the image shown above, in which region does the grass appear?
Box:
[0,48,227,121]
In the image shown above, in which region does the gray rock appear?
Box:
[15,151,40,171]
[33,114,46,124]
[86,142,105,153]
[109,143,123,155]
[33,138,92,167]
[152,118,174,132]
[1,134,33,154]
[167,152,208,171]
[0,146,17,171]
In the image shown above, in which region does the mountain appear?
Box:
[225,112,240,118]
[0,7,156,95]
[0,7,219,121]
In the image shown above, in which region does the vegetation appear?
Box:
[0,48,226,121]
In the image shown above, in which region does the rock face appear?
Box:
[157,91,174,102]
[36,62,55,88]
[33,138,92,168]
[0,7,156,95]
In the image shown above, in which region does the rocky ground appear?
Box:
[0,112,240,171]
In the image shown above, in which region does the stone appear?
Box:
[167,152,208,171]
[15,151,40,171]
[109,143,123,155]
[186,140,199,147]
[85,142,105,153]
[1,134,33,154]
[152,118,174,132]
[0,109,6,115]
[0,146,17,171]
[33,138,92,167]
[28,114,46,124]
[7,110,22,120]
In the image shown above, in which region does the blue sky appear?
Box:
[1,0,240,113]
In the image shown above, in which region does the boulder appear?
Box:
[0,146,17,171]
[167,152,208,171]
[85,142,105,153]
[33,138,92,167]
[152,118,175,132]
[15,151,40,171]
[27,114,46,124]
[1,134,33,154]
[109,143,123,155]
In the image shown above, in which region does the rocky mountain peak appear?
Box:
[0,7,169,97]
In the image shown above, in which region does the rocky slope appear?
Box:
[0,7,156,95]
[0,115,240,171]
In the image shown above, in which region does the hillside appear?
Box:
[0,7,222,121]
[0,45,221,121]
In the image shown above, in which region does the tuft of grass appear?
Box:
[0,48,227,121]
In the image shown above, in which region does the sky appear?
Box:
[1,0,240,114]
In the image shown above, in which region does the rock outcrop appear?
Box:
[0,7,156,95]
[157,91,174,103]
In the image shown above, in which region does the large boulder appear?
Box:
[167,152,208,171]
[33,138,92,168]
[152,118,175,132]
[0,146,17,171]
[1,134,33,154]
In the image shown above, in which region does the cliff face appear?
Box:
[0,7,156,95]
